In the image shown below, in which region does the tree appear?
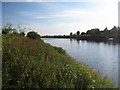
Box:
[104,27,108,31]
[86,29,100,36]
[76,31,80,35]
[2,23,20,35]
[2,23,13,34]
[27,31,40,39]
[70,32,73,36]
[110,26,118,37]
[118,26,120,30]
[86,30,90,34]
[81,32,86,35]
[111,26,117,31]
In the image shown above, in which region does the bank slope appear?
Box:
[2,35,116,88]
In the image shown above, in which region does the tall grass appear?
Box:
[2,34,116,88]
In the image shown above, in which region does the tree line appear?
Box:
[2,23,40,39]
[70,26,120,37]
[69,26,120,41]
[2,23,120,41]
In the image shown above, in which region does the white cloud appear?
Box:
[26,0,33,1]
[52,10,89,18]
[33,16,53,19]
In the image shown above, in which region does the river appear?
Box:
[42,38,119,87]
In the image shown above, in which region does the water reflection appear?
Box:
[70,39,119,46]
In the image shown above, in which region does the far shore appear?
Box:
[41,35,119,42]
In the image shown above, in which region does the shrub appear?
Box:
[2,24,17,35]
[27,31,40,39]
[54,46,66,55]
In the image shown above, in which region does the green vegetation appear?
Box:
[2,25,116,88]
[76,31,80,35]
[27,31,40,39]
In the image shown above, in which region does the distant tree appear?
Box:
[104,27,108,31]
[81,32,86,35]
[86,30,90,34]
[70,32,73,36]
[76,31,80,35]
[110,26,118,37]
[86,29,100,36]
[111,26,117,31]
[117,26,120,31]
[27,31,40,39]
[118,26,120,30]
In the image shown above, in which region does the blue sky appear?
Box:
[2,2,99,25]
[2,1,118,35]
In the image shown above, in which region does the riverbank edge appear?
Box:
[2,34,116,88]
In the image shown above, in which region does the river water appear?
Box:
[42,38,119,87]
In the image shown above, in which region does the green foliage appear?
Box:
[2,35,116,88]
[86,29,100,36]
[2,24,26,37]
[2,23,18,35]
[76,31,80,35]
[54,46,66,55]
[27,31,40,39]
[81,32,86,35]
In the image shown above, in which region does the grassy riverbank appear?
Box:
[2,34,116,88]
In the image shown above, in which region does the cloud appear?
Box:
[31,10,88,19]
[52,10,88,18]
[33,16,53,19]
[31,9,91,19]
[31,0,118,21]
[26,0,33,1]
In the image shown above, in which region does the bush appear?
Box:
[2,24,18,35]
[54,46,66,55]
[27,31,40,39]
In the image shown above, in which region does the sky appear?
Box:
[2,0,119,35]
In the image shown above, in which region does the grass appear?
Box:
[2,34,116,88]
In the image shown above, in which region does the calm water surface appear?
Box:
[42,38,119,86]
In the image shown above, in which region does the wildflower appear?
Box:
[93,80,95,83]
[92,86,95,89]
[92,68,96,73]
